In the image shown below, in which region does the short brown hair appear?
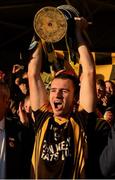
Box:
[54,70,80,99]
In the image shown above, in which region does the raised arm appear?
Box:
[28,41,49,111]
[75,17,96,112]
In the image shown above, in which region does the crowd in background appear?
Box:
[1,62,115,127]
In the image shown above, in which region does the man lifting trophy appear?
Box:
[28,4,97,179]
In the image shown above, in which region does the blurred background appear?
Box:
[0,0,115,80]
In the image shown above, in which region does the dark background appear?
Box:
[0,0,115,72]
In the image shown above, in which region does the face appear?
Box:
[105,82,113,95]
[96,84,105,100]
[19,83,28,95]
[104,111,114,125]
[24,97,31,113]
[15,77,20,85]
[49,78,75,118]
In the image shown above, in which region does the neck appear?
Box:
[54,113,70,120]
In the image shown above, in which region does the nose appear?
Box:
[56,90,63,98]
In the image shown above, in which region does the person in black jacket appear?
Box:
[99,105,115,178]
[0,80,34,179]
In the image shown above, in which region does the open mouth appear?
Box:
[54,101,63,110]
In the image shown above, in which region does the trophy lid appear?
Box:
[33,6,67,43]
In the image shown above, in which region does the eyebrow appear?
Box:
[50,87,70,91]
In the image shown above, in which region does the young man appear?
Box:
[28,17,96,179]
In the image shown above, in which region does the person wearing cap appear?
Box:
[28,17,96,179]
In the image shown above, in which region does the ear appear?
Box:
[74,94,79,103]
[73,97,79,113]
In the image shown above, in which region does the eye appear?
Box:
[62,89,69,93]
[50,88,56,93]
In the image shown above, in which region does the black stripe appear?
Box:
[95,52,112,65]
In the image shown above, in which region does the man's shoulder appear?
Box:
[33,104,53,133]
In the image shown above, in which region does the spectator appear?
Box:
[105,80,115,107]
[105,80,115,96]
[8,64,28,116]
[100,105,115,178]
[0,80,34,179]
[18,78,29,96]
[96,79,106,117]
[104,105,115,126]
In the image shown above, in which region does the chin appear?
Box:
[54,113,62,117]
[54,112,68,118]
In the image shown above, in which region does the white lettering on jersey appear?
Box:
[41,137,72,161]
